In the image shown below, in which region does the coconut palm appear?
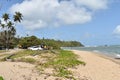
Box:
[0,12,23,50]
[2,13,9,22]
[14,12,23,22]
[7,21,16,49]
[1,13,9,50]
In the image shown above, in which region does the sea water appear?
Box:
[61,45,120,58]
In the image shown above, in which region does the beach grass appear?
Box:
[1,50,85,79]
[0,50,6,53]
[0,54,9,57]
[0,76,4,80]
[0,54,10,62]
[43,50,85,67]
[20,58,36,64]
[55,66,72,78]
[0,50,37,61]
[9,50,36,59]
[9,50,55,59]
[40,50,85,79]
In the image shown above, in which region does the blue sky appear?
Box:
[0,0,120,46]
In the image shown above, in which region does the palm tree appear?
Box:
[2,13,9,50]
[0,12,23,50]
[0,31,6,47]
[7,21,16,49]
[14,12,23,22]
[1,24,5,29]
[2,13,9,22]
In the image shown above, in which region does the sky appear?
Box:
[0,0,120,46]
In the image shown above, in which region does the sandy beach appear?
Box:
[0,62,60,80]
[0,50,120,80]
[71,50,120,80]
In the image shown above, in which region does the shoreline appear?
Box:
[71,50,120,80]
[76,50,120,65]
[73,49,120,65]
[91,51,120,65]
[66,49,120,64]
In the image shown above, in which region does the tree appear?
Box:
[0,12,23,50]
[19,36,41,48]
[14,12,23,22]
[0,31,6,48]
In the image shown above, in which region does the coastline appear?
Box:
[71,50,120,80]
[0,50,120,80]
[91,51,120,65]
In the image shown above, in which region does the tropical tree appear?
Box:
[14,12,23,22]
[0,12,23,50]
[0,31,6,47]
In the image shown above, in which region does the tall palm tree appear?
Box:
[2,13,9,22]
[14,12,23,22]
[2,13,9,50]
[0,31,6,47]
[0,12,23,50]
[7,21,16,49]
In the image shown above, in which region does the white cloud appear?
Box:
[74,0,108,10]
[9,0,109,30]
[57,3,92,24]
[113,25,120,35]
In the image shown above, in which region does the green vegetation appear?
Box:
[8,50,53,59]
[0,50,6,53]
[55,66,72,78]
[1,50,85,79]
[44,50,85,67]
[9,50,36,59]
[0,50,37,62]
[20,58,36,64]
[0,76,4,80]
[0,12,22,49]
[16,35,83,49]
[18,36,41,49]
[0,35,83,49]
[36,50,85,79]
[42,50,85,79]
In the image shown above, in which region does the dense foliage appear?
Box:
[3,35,83,49]
[18,36,83,49]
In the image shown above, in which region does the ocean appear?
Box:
[61,45,120,58]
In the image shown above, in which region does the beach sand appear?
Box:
[71,50,120,80]
[0,62,59,80]
[0,50,120,80]
[0,49,59,80]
